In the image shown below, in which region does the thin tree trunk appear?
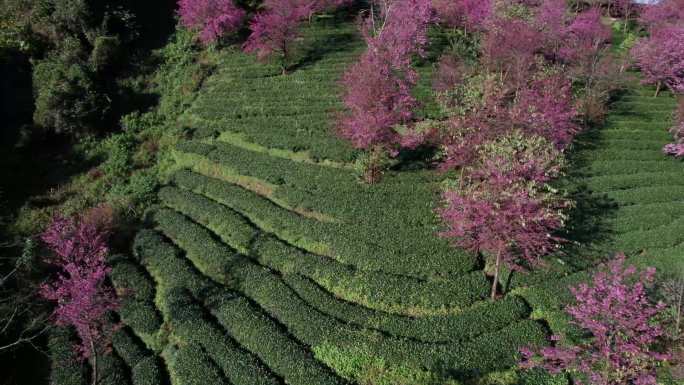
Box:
[91,340,98,385]
[676,280,683,341]
[490,250,502,300]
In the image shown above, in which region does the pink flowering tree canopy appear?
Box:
[639,0,684,31]
[558,7,612,66]
[243,0,313,74]
[512,74,580,150]
[338,0,434,152]
[178,0,246,45]
[481,17,544,88]
[439,133,570,299]
[40,211,119,366]
[520,254,670,385]
[432,0,492,32]
[631,25,684,95]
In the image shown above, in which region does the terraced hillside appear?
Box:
[61,19,682,385]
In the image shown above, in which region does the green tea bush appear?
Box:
[110,259,163,335]
[283,274,530,343]
[152,206,489,314]
[47,328,88,385]
[131,356,164,385]
[166,343,229,385]
[168,162,479,278]
[160,287,291,385]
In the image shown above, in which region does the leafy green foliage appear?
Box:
[32,56,108,135]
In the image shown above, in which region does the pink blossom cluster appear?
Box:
[440,72,579,169]
[243,0,313,68]
[244,0,352,69]
[511,74,580,150]
[178,0,246,45]
[663,143,684,158]
[439,133,569,298]
[639,0,684,31]
[664,100,684,158]
[631,25,684,95]
[40,211,119,360]
[482,17,543,88]
[557,7,612,65]
[338,0,434,151]
[534,0,567,51]
[439,91,510,170]
[432,0,492,32]
[520,254,669,385]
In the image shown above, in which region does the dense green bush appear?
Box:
[32,56,108,135]
[284,274,530,343]
[134,226,547,378]
[109,258,163,335]
[168,164,478,278]
[152,206,489,314]
[160,287,293,385]
[166,343,229,385]
[47,328,88,385]
[89,35,121,72]
[112,328,165,385]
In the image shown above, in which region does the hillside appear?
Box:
[47,17,681,385]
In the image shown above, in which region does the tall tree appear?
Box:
[338,0,434,181]
[439,133,570,299]
[631,25,684,96]
[40,208,119,385]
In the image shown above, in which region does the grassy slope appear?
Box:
[63,19,682,385]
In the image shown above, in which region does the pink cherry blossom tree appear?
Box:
[243,0,313,75]
[639,0,684,31]
[178,0,246,45]
[40,209,119,385]
[338,0,434,181]
[511,74,580,150]
[534,0,569,58]
[439,133,569,299]
[558,7,612,66]
[481,17,544,89]
[520,254,670,385]
[631,25,684,96]
[432,0,492,33]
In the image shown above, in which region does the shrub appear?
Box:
[47,327,88,385]
[167,343,229,385]
[153,203,489,314]
[89,36,121,72]
[178,0,246,45]
[33,56,108,136]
